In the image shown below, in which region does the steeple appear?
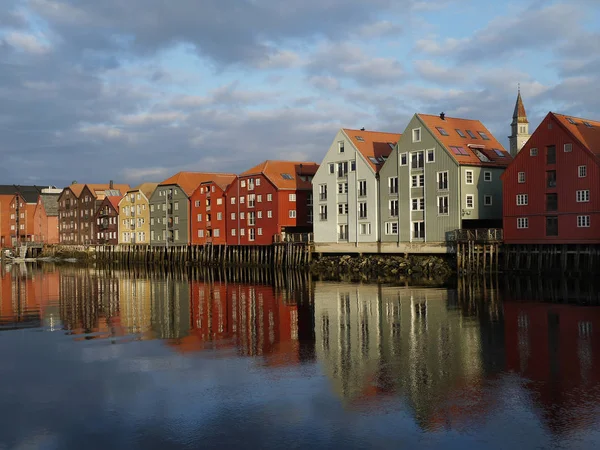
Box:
[509,85,531,157]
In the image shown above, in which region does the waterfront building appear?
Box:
[312,129,401,246]
[190,174,237,245]
[57,182,130,244]
[8,192,38,246]
[33,188,61,244]
[502,112,600,244]
[118,183,158,245]
[225,160,318,245]
[148,172,225,246]
[0,185,49,247]
[94,196,121,245]
[378,114,510,246]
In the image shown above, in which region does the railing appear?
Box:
[273,233,313,244]
[448,228,503,242]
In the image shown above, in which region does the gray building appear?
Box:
[378,113,512,244]
[312,128,401,245]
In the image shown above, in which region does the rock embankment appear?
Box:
[38,245,95,263]
[309,254,453,283]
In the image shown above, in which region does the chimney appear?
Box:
[440,112,445,120]
[109,180,114,189]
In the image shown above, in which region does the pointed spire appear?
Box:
[513,86,528,123]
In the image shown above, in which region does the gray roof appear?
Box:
[0,185,46,203]
[39,193,60,216]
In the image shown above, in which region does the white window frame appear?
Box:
[465,170,474,185]
[359,223,371,235]
[576,190,590,203]
[289,193,296,202]
[426,149,435,163]
[437,195,449,215]
[412,221,425,239]
[267,210,273,218]
[412,128,421,143]
[516,194,528,206]
[579,165,587,178]
[338,141,345,153]
[517,217,529,229]
[241,180,246,188]
[289,210,297,218]
[466,194,474,209]
[564,143,572,152]
[400,153,408,166]
[385,222,398,235]
[577,215,591,228]
[411,174,424,188]
[518,172,525,183]
[411,197,425,211]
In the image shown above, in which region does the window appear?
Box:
[438,196,449,215]
[338,224,348,240]
[350,160,356,171]
[577,216,591,228]
[567,117,576,124]
[289,194,296,202]
[518,172,526,183]
[231,197,236,205]
[198,229,204,238]
[248,194,256,207]
[478,131,490,140]
[435,126,449,136]
[413,221,425,239]
[516,194,528,205]
[217,212,222,221]
[546,145,556,164]
[517,217,529,229]
[493,149,505,157]
[530,148,538,156]
[388,177,398,194]
[389,200,398,217]
[329,163,335,174]
[241,180,246,188]
[579,165,587,178]
[358,180,367,197]
[338,141,344,153]
[355,136,364,142]
[546,194,558,211]
[412,198,425,211]
[319,205,327,221]
[258,228,263,235]
[319,184,327,201]
[465,170,473,184]
[267,194,272,202]
[484,195,492,206]
[248,211,256,225]
[564,143,572,153]
[466,130,477,139]
[455,129,466,138]
[256,195,262,203]
[194,200,200,207]
[412,128,421,142]
[437,171,448,190]
[240,212,245,219]
[338,182,348,194]
[249,228,255,241]
[426,149,435,163]
[257,211,262,219]
[411,174,424,187]
[231,213,236,220]
[338,203,348,215]
[197,214,202,222]
[240,196,245,204]
[216,198,223,205]
[411,151,424,169]
[546,216,558,236]
[576,190,590,202]
[484,171,492,182]
[466,195,474,209]
[385,222,398,235]
[450,146,469,156]
[240,228,245,236]
[267,210,273,218]
[359,202,367,219]
[400,153,407,166]
[289,210,296,218]
[337,161,348,178]
[359,223,371,235]
[248,179,255,190]
[546,170,556,188]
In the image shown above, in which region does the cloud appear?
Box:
[3,31,52,54]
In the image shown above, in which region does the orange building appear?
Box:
[0,195,12,247]
[8,193,37,246]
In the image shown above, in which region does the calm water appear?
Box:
[1,264,600,450]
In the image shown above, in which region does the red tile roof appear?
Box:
[201,174,237,192]
[106,196,121,212]
[159,172,235,197]
[552,113,600,157]
[129,182,159,200]
[240,160,319,190]
[417,114,512,167]
[342,129,401,173]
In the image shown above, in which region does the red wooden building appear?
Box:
[190,174,237,245]
[224,160,319,245]
[502,112,600,244]
[94,196,121,245]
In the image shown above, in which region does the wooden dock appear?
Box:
[450,228,502,275]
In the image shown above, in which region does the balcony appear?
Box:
[206,205,211,212]
[130,223,136,230]
[448,229,503,243]
[273,233,313,243]
[206,220,212,228]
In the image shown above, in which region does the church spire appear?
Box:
[509,85,531,157]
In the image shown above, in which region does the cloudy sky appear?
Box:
[1,0,599,188]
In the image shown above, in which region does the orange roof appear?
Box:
[342,129,401,173]
[552,113,600,157]
[159,172,233,197]
[200,174,237,192]
[129,182,159,200]
[513,91,528,123]
[417,114,512,167]
[66,183,130,198]
[106,196,121,212]
[240,160,319,190]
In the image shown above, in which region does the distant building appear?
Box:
[508,88,531,157]
[118,183,158,245]
[94,196,121,245]
[502,112,600,244]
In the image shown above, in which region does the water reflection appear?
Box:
[0,263,600,448]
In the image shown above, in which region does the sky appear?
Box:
[0,0,599,188]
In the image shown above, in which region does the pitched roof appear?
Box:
[342,129,401,173]
[159,172,231,197]
[200,174,237,192]
[417,114,512,167]
[552,113,600,157]
[240,160,319,190]
[66,183,130,198]
[130,182,159,200]
[0,185,43,203]
[39,193,60,216]
[106,196,121,212]
[513,91,528,123]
